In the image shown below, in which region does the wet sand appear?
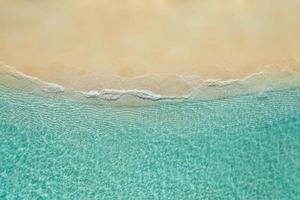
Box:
[0,0,300,92]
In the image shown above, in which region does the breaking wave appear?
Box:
[0,63,64,93]
[1,62,300,102]
[82,89,188,101]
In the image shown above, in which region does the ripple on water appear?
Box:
[0,85,300,199]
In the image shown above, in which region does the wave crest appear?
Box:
[1,61,299,102]
[0,63,64,93]
[82,89,188,101]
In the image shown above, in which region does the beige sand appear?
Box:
[0,0,300,91]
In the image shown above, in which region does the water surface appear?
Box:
[0,82,299,199]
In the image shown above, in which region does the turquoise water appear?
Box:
[0,84,300,199]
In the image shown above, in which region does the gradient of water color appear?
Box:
[0,81,299,199]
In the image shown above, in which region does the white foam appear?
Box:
[82,89,188,101]
[1,61,299,102]
[79,71,284,102]
[0,63,64,93]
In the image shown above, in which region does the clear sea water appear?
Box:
[0,82,300,199]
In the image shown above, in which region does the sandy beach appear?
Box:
[1,2,300,198]
[1,0,300,92]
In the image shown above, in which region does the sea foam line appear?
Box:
[1,61,299,101]
[0,63,64,93]
[80,72,269,101]
[82,89,189,101]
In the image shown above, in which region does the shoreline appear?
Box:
[1,62,300,104]
[1,1,300,93]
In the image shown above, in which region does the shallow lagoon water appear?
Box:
[0,78,300,199]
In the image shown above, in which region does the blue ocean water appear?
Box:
[0,82,300,199]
